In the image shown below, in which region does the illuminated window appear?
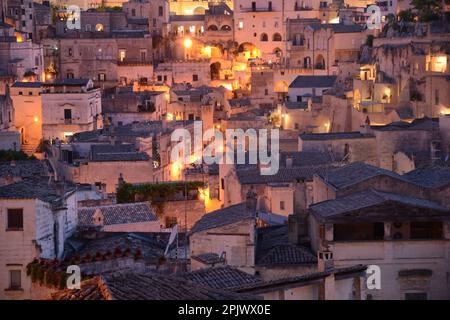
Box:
[95,23,104,32]
[238,21,244,29]
[119,50,126,62]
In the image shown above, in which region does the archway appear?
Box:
[237,42,259,59]
[220,25,231,31]
[273,47,282,57]
[272,33,282,41]
[315,54,325,69]
[208,25,218,31]
[260,33,268,41]
[210,62,221,80]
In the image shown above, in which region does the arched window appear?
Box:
[260,33,268,41]
[208,25,218,31]
[95,23,104,32]
[220,25,231,31]
[272,33,282,41]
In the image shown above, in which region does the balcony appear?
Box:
[240,6,276,13]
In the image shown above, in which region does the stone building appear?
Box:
[41,79,102,141]
[0,177,99,299]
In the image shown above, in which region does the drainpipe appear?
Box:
[326,30,332,76]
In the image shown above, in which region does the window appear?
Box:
[18,91,23,95]
[252,1,256,11]
[119,49,126,62]
[435,89,439,105]
[405,292,427,300]
[157,75,162,82]
[140,50,147,62]
[9,270,21,290]
[193,74,198,82]
[98,73,106,81]
[29,14,32,20]
[64,109,72,120]
[221,178,224,190]
[280,201,285,210]
[68,48,73,57]
[66,72,74,79]
[294,123,299,129]
[268,1,272,11]
[410,221,442,239]
[7,209,23,230]
[238,21,244,29]
[159,6,163,16]
[28,91,32,96]
[131,9,136,16]
[165,217,177,228]
[265,89,269,95]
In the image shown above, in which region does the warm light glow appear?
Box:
[329,17,340,24]
[202,46,212,58]
[198,187,210,202]
[184,9,193,15]
[183,38,193,49]
[34,117,39,123]
[167,113,174,121]
[16,34,23,43]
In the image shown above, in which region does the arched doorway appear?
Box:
[210,62,221,80]
[315,54,325,69]
[238,42,259,59]
[273,47,282,58]
[260,33,268,42]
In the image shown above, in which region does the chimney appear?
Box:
[245,188,257,211]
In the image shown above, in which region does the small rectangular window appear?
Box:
[280,201,285,210]
[7,209,23,230]
[193,74,198,82]
[9,270,21,290]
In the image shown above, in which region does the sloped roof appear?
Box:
[90,144,149,162]
[315,162,408,190]
[190,202,255,234]
[289,75,337,88]
[0,160,50,178]
[11,82,43,88]
[309,188,450,222]
[181,266,262,290]
[404,165,450,188]
[255,225,316,266]
[371,117,438,132]
[78,202,157,227]
[51,271,257,300]
[300,131,374,141]
[236,164,335,185]
[0,176,75,205]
